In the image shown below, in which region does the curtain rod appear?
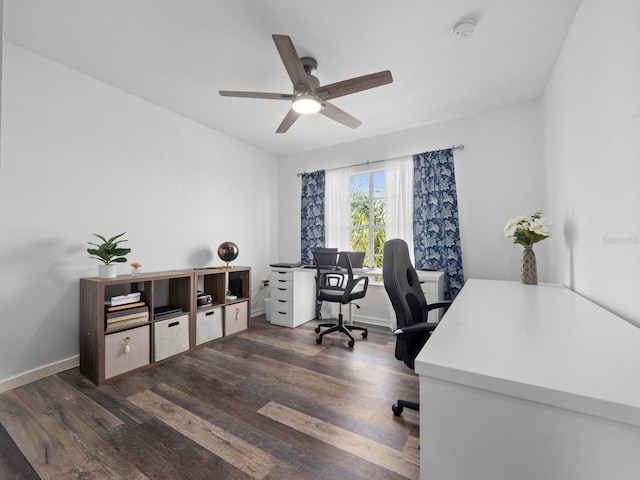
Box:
[296,144,464,177]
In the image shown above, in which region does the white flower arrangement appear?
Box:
[504,210,550,246]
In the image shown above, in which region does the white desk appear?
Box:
[415,279,640,480]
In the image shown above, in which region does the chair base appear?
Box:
[392,399,419,417]
[315,313,368,348]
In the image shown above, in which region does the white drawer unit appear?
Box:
[104,325,150,379]
[154,314,190,362]
[196,307,223,345]
[269,267,316,328]
[417,270,446,322]
[224,301,248,336]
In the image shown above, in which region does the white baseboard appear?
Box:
[0,356,79,394]
[352,314,392,329]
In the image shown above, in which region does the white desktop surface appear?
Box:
[416,279,640,425]
[415,279,640,480]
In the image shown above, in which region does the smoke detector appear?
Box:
[451,19,476,38]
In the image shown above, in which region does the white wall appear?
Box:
[542,0,640,327]
[0,43,278,382]
[278,100,547,283]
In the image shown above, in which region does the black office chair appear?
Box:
[313,250,369,348]
[383,238,452,416]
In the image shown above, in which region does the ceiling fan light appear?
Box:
[292,93,322,114]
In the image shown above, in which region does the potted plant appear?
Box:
[87,232,132,278]
[504,211,550,285]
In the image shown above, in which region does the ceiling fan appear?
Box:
[219,34,393,133]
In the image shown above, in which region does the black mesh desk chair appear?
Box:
[313,250,368,348]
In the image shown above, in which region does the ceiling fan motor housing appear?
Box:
[300,56,317,75]
[300,57,320,90]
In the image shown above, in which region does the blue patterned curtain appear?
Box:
[300,170,326,265]
[413,149,464,299]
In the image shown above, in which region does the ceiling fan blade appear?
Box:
[276,109,301,133]
[320,102,362,129]
[315,70,393,101]
[219,91,293,100]
[272,34,312,92]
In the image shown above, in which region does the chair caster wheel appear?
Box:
[348,339,354,348]
[316,336,322,344]
[362,331,368,338]
[392,404,403,416]
[315,327,320,333]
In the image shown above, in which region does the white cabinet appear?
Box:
[270,268,316,328]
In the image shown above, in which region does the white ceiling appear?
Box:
[4,0,581,157]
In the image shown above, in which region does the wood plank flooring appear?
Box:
[0,316,420,479]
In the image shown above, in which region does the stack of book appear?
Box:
[105,293,149,332]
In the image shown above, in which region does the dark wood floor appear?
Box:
[0,316,420,480]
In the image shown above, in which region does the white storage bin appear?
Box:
[196,307,223,345]
[154,314,189,361]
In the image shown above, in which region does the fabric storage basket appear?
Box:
[196,307,223,345]
[104,325,150,379]
[154,314,189,361]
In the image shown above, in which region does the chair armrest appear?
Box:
[426,301,452,312]
[394,322,437,337]
[350,275,368,288]
[342,275,368,299]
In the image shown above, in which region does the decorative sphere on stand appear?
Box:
[217,242,239,267]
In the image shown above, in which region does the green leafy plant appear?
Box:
[87,232,131,265]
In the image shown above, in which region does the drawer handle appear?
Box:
[123,336,131,354]
[205,311,215,316]
[168,321,179,328]
[235,308,240,321]
[278,280,286,283]
[278,299,286,303]
[278,311,286,314]
[278,288,286,291]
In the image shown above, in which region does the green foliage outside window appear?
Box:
[350,172,386,268]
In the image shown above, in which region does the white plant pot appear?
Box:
[98,264,118,279]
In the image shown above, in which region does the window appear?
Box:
[350,170,385,268]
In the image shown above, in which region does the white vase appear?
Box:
[98,264,117,279]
